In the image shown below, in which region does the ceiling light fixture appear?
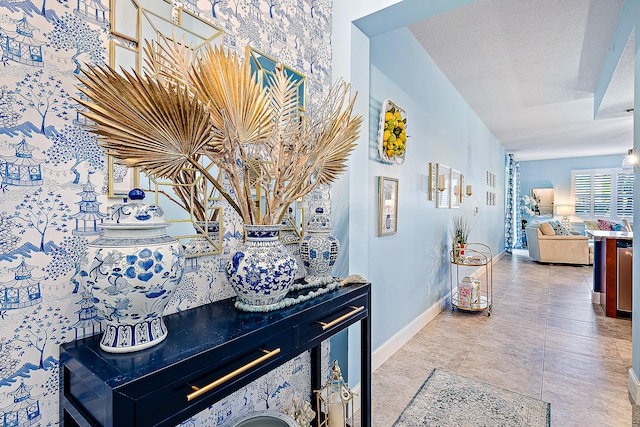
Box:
[622,149,638,169]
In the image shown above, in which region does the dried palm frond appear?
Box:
[76,40,362,226]
[142,33,194,86]
[306,80,362,185]
[266,65,300,145]
[184,42,275,223]
[74,64,241,215]
[193,45,274,147]
[261,78,362,223]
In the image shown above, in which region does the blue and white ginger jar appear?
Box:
[226,224,298,310]
[299,208,340,284]
[80,189,185,353]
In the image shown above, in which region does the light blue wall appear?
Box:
[368,27,506,350]
[332,0,506,388]
[519,154,626,208]
[336,0,640,405]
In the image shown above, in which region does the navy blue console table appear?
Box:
[60,282,371,427]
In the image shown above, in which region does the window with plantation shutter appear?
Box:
[592,173,611,217]
[616,172,634,218]
[571,169,633,221]
[573,173,591,217]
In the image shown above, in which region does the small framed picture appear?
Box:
[378,176,399,236]
[428,162,436,201]
[450,169,461,209]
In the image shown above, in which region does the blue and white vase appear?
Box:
[226,224,298,309]
[80,189,185,353]
[299,208,340,284]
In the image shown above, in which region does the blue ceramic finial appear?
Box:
[128,188,145,201]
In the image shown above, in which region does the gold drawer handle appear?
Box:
[317,306,364,330]
[187,348,281,401]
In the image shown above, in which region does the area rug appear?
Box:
[393,368,550,426]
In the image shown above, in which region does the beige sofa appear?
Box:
[525,221,593,265]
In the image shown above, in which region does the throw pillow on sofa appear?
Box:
[549,220,570,236]
[539,222,555,235]
[597,219,613,230]
[612,223,625,232]
[583,220,599,230]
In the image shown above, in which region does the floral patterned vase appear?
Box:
[299,208,340,284]
[80,189,185,353]
[226,224,298,310]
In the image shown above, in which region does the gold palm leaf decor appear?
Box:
[76,35,362,226]
[75,64,241,216]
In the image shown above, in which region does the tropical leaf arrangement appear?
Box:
[75,35,362,225]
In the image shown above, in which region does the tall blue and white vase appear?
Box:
[80,189,185,353]
[226,224,298,310]
[299,208,340,284]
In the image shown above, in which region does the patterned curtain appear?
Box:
[514,160,523,249]
[504,154,522,252]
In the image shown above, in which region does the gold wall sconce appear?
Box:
[437,175,446,192]
[465,185,473,196]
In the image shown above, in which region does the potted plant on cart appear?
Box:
[451,216,472,261]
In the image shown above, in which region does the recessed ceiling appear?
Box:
[407,0,633,161]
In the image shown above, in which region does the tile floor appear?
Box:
[367,252,634,426]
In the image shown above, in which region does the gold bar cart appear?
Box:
[449,242,493,316]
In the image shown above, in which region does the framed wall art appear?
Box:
[450,169,461,209]
[378,176,399,236]
[377,99,408,165]
[428,162,436,200]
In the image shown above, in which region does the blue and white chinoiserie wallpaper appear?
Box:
[0,0,333,425]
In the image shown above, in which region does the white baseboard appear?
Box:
[592,291,601,304]
[372,294,449,373]
[350,251,504,418]
[630,368,640,404]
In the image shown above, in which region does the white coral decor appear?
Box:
[284,396,316,427]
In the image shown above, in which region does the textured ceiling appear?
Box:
[408,0,632,161]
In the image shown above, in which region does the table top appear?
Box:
[585,230,633,240]
[60,282,371,385]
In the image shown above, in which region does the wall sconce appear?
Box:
[465,185,473,196]
[437,175,446,192]
[622,149,638,169]
[315,360,354,427]
[453,185,460,196]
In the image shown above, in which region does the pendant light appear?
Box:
[622,149,637,169]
